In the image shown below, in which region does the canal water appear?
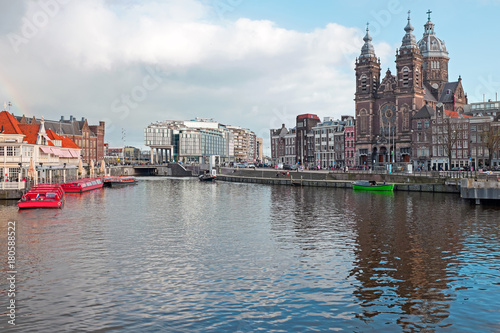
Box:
[1,177,499,332]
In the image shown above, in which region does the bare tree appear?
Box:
[480,123,500,167]
[440,118,460,170]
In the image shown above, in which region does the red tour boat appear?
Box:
[18,185,65,209]
[61,178,104,193]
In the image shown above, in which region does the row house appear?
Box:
[284,128,296,165]
[1,111,81,187]
[271,115,356,169]
[296,114,321,165]
[411,103,500,171]
[344,116,356,167]
[313,118,341,169]
[270,124,288,164]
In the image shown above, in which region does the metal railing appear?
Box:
[0,181,26,190]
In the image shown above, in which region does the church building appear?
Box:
[354,11,467,168]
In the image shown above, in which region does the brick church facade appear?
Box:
[354,11,467,168]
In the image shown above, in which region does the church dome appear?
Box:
[359,24,376,59]
[417,15,449,59]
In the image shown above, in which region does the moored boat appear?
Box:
[352,180,394,191]
[199,174,216,182]
[61,178,103,193]
[102,176,138,187]
[18,185,65,209]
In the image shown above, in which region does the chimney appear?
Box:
[70,115,74,121]
[81,117,85,122]
[60,116,64,121]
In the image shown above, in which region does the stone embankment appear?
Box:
[217,168,461,193]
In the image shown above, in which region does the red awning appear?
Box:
[40,146,52,154]
[51,148,62,156]
[61,150,72,158]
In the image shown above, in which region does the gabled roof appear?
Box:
[18,124,40,144]
[61,136,80,149]
[0,110,23,134]
[439,82,459,103]
[413,105,435,119]
[423,83,438,103]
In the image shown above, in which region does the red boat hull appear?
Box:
[62,178,103,193]
[18,185,65,209]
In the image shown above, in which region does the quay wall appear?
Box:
[216,173,460,194]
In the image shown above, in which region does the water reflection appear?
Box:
[1,180,499,332]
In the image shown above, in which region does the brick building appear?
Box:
[355,12,467,168]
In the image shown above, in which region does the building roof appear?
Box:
[297,113,320,120]
[444,109,471,118]
[413,104,435,119]
[18,124,40,144]
[0,111,23,135]
[1,111,80,149]
[423,83,438,102]
[438,81,459,103]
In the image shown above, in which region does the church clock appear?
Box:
[381,104,396,122]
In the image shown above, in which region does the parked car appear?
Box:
[283,164,297,170]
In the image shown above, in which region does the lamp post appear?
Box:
[39,162,43,184]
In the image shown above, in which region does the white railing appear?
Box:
[0,181,26,190]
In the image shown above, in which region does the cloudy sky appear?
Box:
[1,0,499,153]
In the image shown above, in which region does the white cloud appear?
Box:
[0,0,380,149]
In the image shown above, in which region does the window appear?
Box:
[402,67,409,87]
[361,75,367,93]
[425,120,430,128]
[417,121,422,130]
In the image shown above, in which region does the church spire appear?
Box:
[400,10,418,50]
[359,23,376,58]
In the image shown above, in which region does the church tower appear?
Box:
[355,24,381,100]
[354,24,381,165]
[354,25,381,138]
[418,10,449,96]
[395,12,424,100]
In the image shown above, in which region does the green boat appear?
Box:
[352,180,394,191]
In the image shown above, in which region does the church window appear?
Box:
[415,68,420,87]
[403,109,409,131]
[361,75,367,93]
[359,109,368,133]
[402,67,409,87]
